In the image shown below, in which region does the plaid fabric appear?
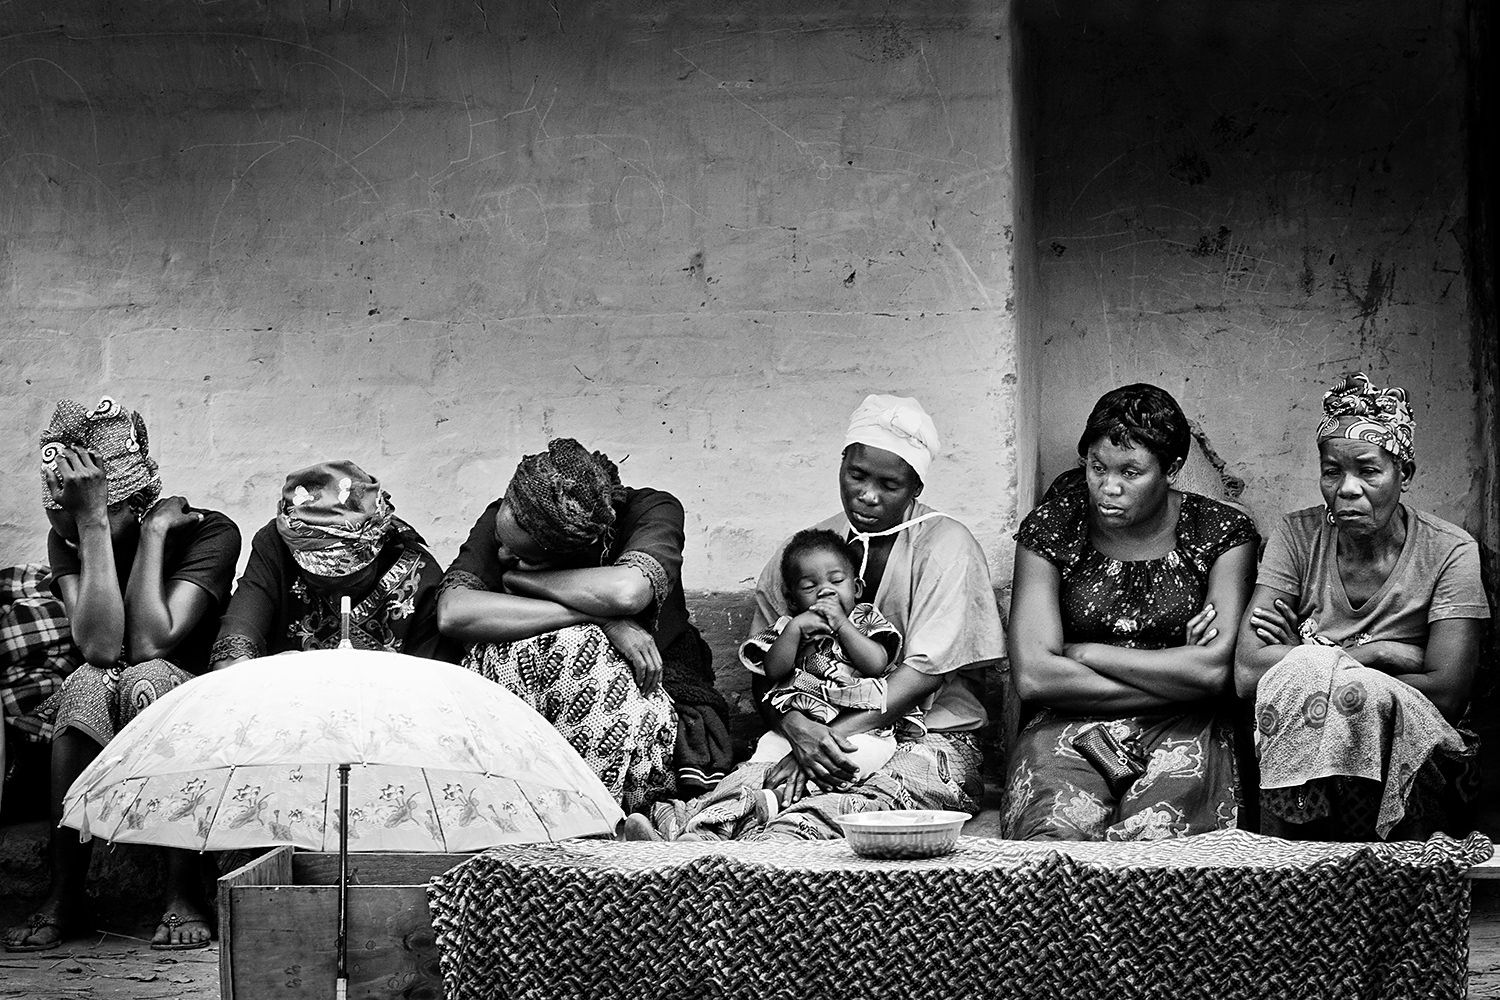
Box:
[0,563,82,741]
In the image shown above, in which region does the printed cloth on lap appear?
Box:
[1255,644,1470,839]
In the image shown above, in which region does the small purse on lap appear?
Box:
[1071,723,1148,798]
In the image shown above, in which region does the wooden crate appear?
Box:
[217,848,466,1000]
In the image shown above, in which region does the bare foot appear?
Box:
[151,898,213,951]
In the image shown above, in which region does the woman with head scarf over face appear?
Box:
[438,439,731,813]
[1001,384,1259,841]
[649,394,1004,841]
[209,460,457,668]
[1235,373,1489,840]
[4,398,240,954]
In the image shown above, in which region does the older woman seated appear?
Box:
[437,439,731,813]
[1235,373,1490,840]
[1001,384,1258,841]
[209,460,457,667]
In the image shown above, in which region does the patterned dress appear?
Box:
[1001,480,1258,841]
[444,488,730,813]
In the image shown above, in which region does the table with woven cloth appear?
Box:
[426,829,1492,1000]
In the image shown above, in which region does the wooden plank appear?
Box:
[1472,854,1500,879]
[292,851,468,887]
[217,847,295,1000]
[226,883,441,1000]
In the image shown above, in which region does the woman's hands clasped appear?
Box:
[763,711,859,806]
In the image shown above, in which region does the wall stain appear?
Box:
[1341,259,1394,319]
[1169,150,1211,186]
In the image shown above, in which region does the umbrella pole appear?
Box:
[336,763,350,1000]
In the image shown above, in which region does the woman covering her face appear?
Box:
[437,439,732,812]
[1235,373,1489,840]
[1001,383,1259,841]
[5,398,241,954]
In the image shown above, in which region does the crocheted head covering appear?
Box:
[1316,372,1415,466]
[844,394,942,482]
[276,460,394,577]
[39,396,162,511]
[505,438,624,556]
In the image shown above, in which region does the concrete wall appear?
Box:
[0,1,1021,590]
[1024,0,1479,534]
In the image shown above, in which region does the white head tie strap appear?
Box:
[846,510,950,580]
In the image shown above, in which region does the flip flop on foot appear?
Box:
[3,909,74,953]
[151,909,213,951]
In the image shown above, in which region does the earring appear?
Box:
[1325,506,1336,526]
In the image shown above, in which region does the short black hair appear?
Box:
[1077,383,1190,475]
[780,528,858,601]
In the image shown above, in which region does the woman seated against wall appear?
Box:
[209,460,458,668]
[1234,373,1490,840]
[629,395,1007,841]
[436,439,732,813]
[5,398,240,953]
[1001,384,1258,841]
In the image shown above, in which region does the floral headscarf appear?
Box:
[39,396,163,511]
[1315,372,1415,466]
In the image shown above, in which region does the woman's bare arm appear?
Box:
[1070,541,1256,701]
[1008,546,1176,713]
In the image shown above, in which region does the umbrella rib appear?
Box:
[197,764,239,853]
[418,768,446,852]
[511,782,555,843]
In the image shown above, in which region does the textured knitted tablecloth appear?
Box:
[426,829,1491,1000]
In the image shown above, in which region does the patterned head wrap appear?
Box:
[505,438,624,556]
[276,460,394,577]
[39,396,163,511]
[843,394,942,482]
[1315,372,1416,466]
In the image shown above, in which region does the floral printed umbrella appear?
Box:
[60,648,625,852]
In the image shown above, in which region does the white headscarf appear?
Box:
[843,394,941,482]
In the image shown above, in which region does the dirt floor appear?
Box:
[0,935,218,1000]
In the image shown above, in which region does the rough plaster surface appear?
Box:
[0,1,1020,590]
[1025,0,1478,534]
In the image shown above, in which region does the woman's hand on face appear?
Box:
[46,447,110,521]
[1184,603,1219,647]
[601,617,663,694]
[779,711,858,791]
[1248,599,1300,647]
[141,495,202,536]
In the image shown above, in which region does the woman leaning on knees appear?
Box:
[1235,373,1490,841]
[649,394,1005,841]
[1001,384,1259,842]
[5,399,240,954]
[436,439,732,812]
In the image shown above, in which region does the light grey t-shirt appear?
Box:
[1257,504,1491,647]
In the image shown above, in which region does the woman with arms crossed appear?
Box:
[1001,384,1258,841]
[1235,373,1488,840]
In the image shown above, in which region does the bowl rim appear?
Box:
[835,809,971,831]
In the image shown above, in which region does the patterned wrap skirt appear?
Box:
[1001,706,1240,841]
[640,730,984,842]
[463,624,677,813]
[46,658,194,747]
